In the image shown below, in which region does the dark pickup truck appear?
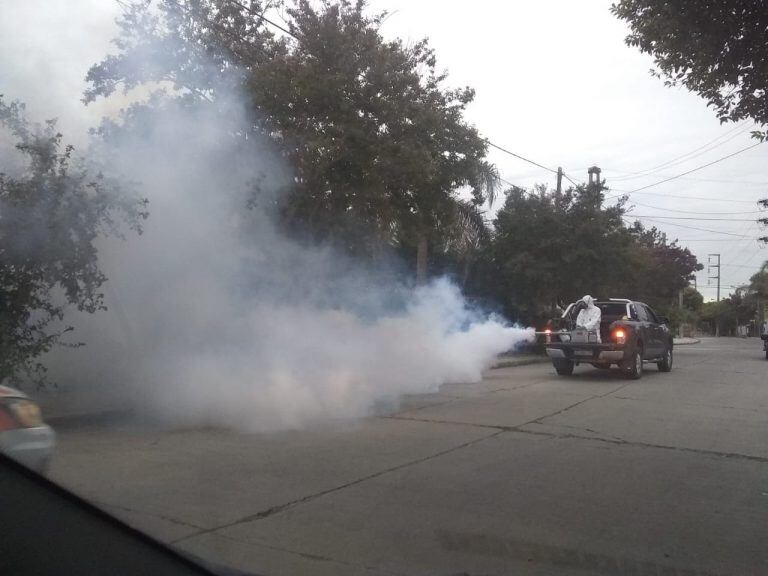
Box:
[545,298,673,379]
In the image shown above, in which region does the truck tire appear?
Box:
[657,346,673,372]
[622,347,643,380]
[553,359,574,376]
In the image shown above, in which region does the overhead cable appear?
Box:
[620,141,764,194]
[622,216,757,238]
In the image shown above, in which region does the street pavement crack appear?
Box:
[511,426,768,464]
[382,415,768,464]
[612,395,768,413]
[486,379,547,394]
[390,396,461,415]
[382,414,513,431]
[523,382,632,427]
[172,428,504,544]
[530,421,626,442]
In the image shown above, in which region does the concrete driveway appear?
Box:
[49,337,768,576]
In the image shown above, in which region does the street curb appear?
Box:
[673,339,701,345]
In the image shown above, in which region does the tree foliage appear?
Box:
[479,182,702,324]
[0,98,147,382]
[488,183,631,321]
[697,260,768,334]
[682,286,704,312]
[749,260,768,298]
[612,0,768,138]
[85,0,498,267]
[624,221,702,311]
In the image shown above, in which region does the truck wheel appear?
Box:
[622,348,643,380]
[657,347,673,372]
[553,360,574,376]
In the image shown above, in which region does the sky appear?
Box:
[1,0,766,299]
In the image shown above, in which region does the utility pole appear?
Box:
[587,166,601,188]
[708,254,721,302]
[556,167,563,194]
[708,254,721,336]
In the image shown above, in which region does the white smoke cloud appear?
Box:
[36,53,533,433]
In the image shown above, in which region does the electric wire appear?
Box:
[222,0,298,38]
[622,199,765,215]
[621,216,757,238]
[623,215,759,222]
[608,122,755,181]
[605,190,759,203]
[618,141,764,194]
[486,141,560,175]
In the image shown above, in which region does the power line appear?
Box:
[698,284,749,290]
[716,225,759,271]
[487,140,584,190]
[222,0,298,38]
[622,216,757,237]
[601,171,768,185]
[722,262,767,269]
[671,238,753,242]
[486,140,559,175]
[606,190,759,203]
[624,214,759,222]
[624,199,765,215]
[608,122,755,181]
[562,172,579,187]
[725,224,767,269]
[619,141,764,194]
[500,176,523,189]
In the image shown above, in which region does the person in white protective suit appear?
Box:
[575,295,602,342]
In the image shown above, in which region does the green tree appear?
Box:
[483,178,703,325]
[489,182,636,323]
[700,300,730,335]
[0,98,147,383]
[624,222,703,315]
[700,274,765,336]
[748,261,768,297]
[85,0,499,279]
[612,0,768,138]
[682,286,704,312]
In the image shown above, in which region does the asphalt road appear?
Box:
[49,337,768,576]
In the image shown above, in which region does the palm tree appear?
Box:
[415,161,500,284]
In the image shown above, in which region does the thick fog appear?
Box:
[38,82,533,431]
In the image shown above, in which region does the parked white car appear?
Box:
[0,384,56,473]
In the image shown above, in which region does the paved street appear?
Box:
[49,338,768,576]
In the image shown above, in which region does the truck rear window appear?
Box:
[595,303,627,317]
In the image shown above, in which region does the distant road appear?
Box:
[51,337,768,576]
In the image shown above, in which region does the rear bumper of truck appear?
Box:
[545,343,627,363]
